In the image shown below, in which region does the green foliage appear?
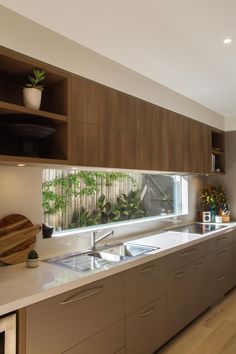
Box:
[25,69,46,91]
[113,190,147,221]
[42,171,146,230]
[65,190,147,230]
[42,171,136,215]
[28,250,39,259]
[200,185,228,210]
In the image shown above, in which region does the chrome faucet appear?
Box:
[91,229,114,251]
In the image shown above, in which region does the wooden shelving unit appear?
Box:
[211,129,225,174]
[0,46,70,163]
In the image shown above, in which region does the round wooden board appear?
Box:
[0,214,41,264]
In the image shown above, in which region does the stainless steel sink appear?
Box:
[44,243,159,272]
[88,243,159,261]
[45,253,115,272]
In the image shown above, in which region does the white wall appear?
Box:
[225,116,236,131]
[0,166,42,224]
[0,5,224,130]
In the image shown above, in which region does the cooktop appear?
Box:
[170,223,227,235]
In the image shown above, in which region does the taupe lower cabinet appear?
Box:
[25,230,236,354]
[26,274,125,354]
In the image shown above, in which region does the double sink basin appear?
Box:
[45,243,159,273]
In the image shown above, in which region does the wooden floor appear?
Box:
[158,288,236,354]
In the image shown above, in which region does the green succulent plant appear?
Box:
[27,249,39,259]
[25,69,46,91]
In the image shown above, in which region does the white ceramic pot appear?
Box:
[23,87,42,110]
[26,258,39,268]
[215,215,223,223]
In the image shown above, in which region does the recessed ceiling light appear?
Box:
[17,163,26,167]
[224,38,233,44]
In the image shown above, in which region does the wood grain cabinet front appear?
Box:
[26,273,125,354]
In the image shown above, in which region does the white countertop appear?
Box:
[0,223,235,316]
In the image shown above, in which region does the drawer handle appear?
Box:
[195,261,203,268]
[61,286,104,305]
[217,274,227,281]
[215,237,227,243]
[216,250,227,257]
[175,271,184,279]
[180,248,198,257]
[140,265,155,273]
[140,306,156,317]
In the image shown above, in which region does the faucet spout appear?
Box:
[91,230,114,251]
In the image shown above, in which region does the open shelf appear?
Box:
[0,46,70,163]
[0,101,67,122]
[211,129,225,174]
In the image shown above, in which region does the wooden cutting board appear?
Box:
[0,214,41,264]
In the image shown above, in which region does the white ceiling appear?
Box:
[1,0,236,117]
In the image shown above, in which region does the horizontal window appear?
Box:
[42,169,188,236]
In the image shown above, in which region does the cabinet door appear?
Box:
[126,296,167,354]
[207,271,231,305]
[26,274,125,354]
[71,77,110,126]
[229,241,236,289]
[70,121,106,167]
[188,257,208,320]
[167,266,190,338]
[207,247,230,278]
[62,320,125,354]
[105,130,136,169]
[167,242,207,272]
[125,258,167,315]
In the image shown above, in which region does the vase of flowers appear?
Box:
[200,185,228,222]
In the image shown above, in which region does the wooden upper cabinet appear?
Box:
[70,75,213,174]
[71,76,111,126]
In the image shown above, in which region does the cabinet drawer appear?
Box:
[26,273,125,354]
[167,266,190,337]
[63,320,125,354]
[167,243,207,272]
[207,232,232,252]
[125,257,167,314]
[189,258,208,319]
[207,247,230,278]
[126,295,167,354]
[208,271,230,305]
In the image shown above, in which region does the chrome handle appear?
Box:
[140,265,155,273]
[216,250,227,257]
[217,274,227,281]
[215,236,227,243]
[140,306,156,317]
[180,248,198,257]
[194,261,203,268]
[175,271,184,279]
[61,286,104,305]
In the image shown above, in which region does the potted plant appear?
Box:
[23,69,46,110]
[200,185,228,221]
[26,249,39,268]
